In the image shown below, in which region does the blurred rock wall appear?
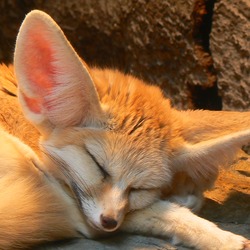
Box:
[0,0,249,110]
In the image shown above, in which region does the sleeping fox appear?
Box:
[0,10,249,250]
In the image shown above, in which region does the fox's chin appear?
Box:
[87,219,120,233]
[101,226,119,233]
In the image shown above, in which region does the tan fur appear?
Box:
[0,10,249,250]
[0,128,88,250]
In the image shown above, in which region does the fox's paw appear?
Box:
[188,227,247,250]
[212,231,247,250]
[172,230,247,250]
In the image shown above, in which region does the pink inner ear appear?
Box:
[23,94,42,114]
[21,26,60,114]
[23,27,56,95]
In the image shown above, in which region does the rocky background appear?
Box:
[0,0,249,111]
[0,0,249,249]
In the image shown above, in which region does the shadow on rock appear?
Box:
[200,191,250,224]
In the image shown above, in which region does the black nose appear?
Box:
[100,214,118,230]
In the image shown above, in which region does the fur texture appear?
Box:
[0,10,249,249]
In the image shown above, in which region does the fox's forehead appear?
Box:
[85,132,171,188]
[45,128,171,189]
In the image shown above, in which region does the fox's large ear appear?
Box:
[14,10,104,134]
[171,129,250,185]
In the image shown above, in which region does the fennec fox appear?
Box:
[0,10,249,250]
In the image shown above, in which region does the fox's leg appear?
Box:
[121,200,249,250]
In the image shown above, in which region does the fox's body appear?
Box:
[0,10,249,250]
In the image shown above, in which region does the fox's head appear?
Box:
[43,128,172,232]
[14,10,172,232]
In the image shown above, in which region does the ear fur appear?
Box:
[171,129,250,185]
[14,10,104,133]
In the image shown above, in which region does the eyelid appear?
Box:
[130,187,144,192]
[130,187,157,192]
[85,148,110,178]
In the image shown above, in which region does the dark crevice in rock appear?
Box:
[188,83,222,110]
[0,0,36,63]
[189,0,222,110]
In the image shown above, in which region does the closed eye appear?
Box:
[85,148,109,178]
[130,187,149,192]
